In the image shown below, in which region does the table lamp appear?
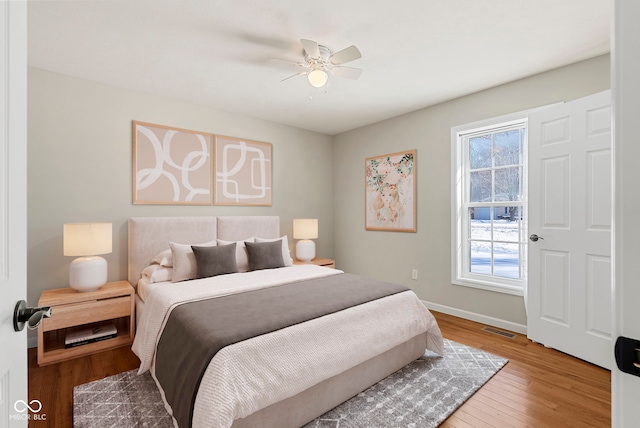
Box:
[293,219,318,262]
[63,223,112,292]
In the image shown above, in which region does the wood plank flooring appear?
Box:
[27,345,140,427]
[27,311,610,427]
[436,312,610,428]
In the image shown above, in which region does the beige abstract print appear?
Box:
[133,121,213,205]
[214,135,272,206]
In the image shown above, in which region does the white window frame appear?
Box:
[451,112,530,296]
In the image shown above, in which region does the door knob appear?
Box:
[529,234,544,242]
[13,300,52,331]
[615,336,640,377]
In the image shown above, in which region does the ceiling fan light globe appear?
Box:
[308,69,328,88]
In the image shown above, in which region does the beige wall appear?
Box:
[332,54,610,326]
[27,68,334,322]
[27,54,610,342]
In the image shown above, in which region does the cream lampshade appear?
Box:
[293,219,318,262]
[63,223,112,292]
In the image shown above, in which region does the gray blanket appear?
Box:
[155,273,409,428]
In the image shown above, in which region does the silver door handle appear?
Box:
[13,301,52,331]
[529,234,544,242]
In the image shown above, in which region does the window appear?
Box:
[452,117,527,295]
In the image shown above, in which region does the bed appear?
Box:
[129,216,443,428]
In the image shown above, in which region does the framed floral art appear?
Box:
[365,149,416,232]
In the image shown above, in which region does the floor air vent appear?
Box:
[481,326,516,339]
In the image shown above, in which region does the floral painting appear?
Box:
[365,149,416,232]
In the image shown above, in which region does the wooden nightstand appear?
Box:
[37,281,135,366]
[293,257,335,269]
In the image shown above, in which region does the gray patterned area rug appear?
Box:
[73,339,507,428]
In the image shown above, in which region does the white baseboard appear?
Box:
[422,300,527,335]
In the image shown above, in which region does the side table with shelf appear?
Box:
[293,257,335,269]
[37,280,135,366]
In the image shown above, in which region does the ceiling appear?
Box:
[27,0,611,135]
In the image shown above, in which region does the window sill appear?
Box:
[453,277,524,297]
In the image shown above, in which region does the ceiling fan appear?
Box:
[273,39,362,89]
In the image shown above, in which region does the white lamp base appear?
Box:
[296,240,316,262]
[69,256,107,292]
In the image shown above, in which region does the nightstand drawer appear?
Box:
[42,296,131,332]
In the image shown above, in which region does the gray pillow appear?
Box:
[191,243,238,279]
[245,240,285,271]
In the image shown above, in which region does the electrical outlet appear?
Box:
[411,269,418,280]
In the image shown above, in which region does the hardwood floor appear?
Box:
[27,345,140,427]
[27,311,610,427]
[435,312,610,428]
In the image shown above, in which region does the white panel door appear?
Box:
[612,0,640,426]
[528,90,612,369]
[0,1,28,426]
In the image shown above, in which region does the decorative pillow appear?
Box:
[245,240,286,271]
[191,243,238,279]
[216,238,255,272]
[151,248,173,267]
[170,239,217,282]
[255,235,293,266]
[141,264,173,283]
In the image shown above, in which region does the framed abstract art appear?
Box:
[365,149,416,232]
[132,121,213,205]
[214,135,272,206]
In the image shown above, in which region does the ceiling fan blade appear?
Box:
[281,71,307,82]
[329,45,362,65]
[331,65,362,80]
[271,58,307,68]
[300,39,321,59]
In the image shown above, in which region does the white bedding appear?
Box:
[134,265,345,372]
[136,277,161,303]
[133,265,444,428]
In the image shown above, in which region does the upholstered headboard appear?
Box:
[216,216,279,241]
[128,216,280,286]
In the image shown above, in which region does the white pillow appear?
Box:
[142,264,173,283]
[216,238,255,272]
[255,235,293,266]
[170,239,217,282]
[151,248,173,267]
